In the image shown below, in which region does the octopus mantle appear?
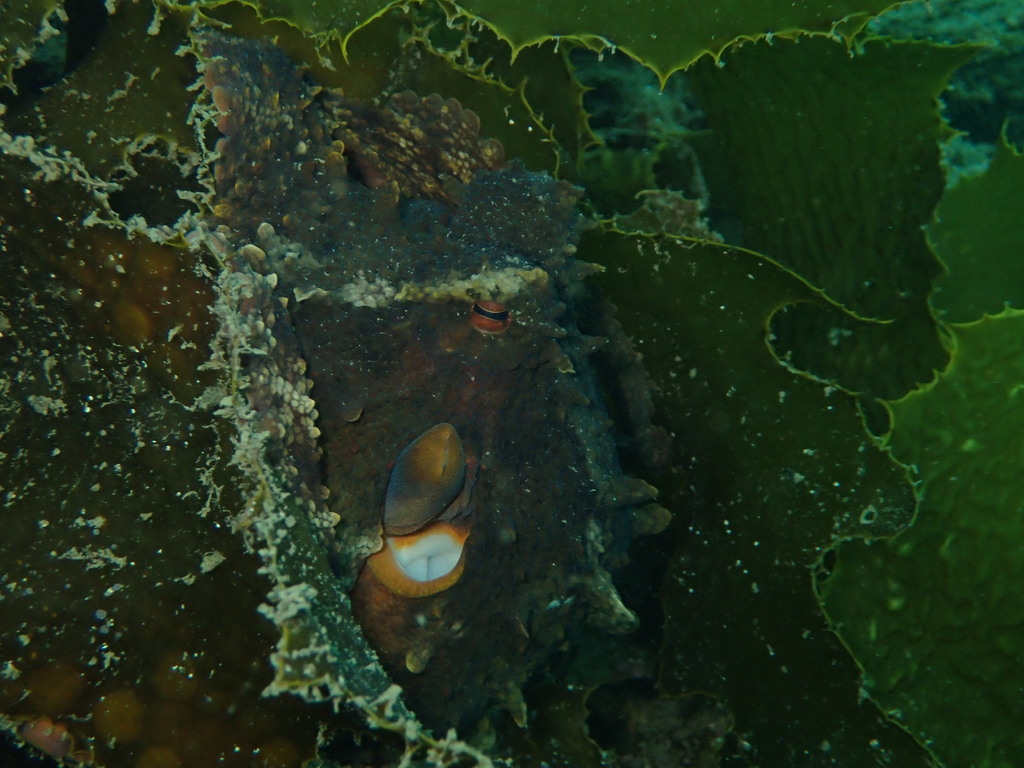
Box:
[201,33,667,733]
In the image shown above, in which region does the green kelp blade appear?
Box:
[4,2,198,181]
[192,0,410,102]
[0,0,61,93]
[821,309,1024,768]
[249,465,406,711]
[586,230,928,765]
[174,0,406,53]
[930,137,1024,322]
[450,0,896,83]
[0,146,327,766]
[688,37,973,401]
[238,0,396,37]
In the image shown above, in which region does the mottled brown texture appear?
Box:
[200,31,666,735]
[327,91,505,204]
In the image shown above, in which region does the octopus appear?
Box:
[198,31,669,737]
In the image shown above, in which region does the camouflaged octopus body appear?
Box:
[202,33,662,731]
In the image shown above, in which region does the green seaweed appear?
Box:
[386,1,595,175]
[820,309,1024,768]
[687,36,972,402]
[175,0,404,54]
[4,2,197,178]
[451,0,895,83]
[930,137,1024,321]
[0,0,61,93]
[586,230,926,765]
[172,0,894,83]
[0,148,327,766]
[5,0,1020,765]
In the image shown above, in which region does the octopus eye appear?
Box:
[470,300,512,334]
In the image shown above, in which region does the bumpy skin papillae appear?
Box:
[200,31,667,732]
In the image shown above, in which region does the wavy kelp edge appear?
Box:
[417,0,897,86]
[585,227,932,764]
[0,130,336,765]
[157,0,899,91]
[821,308,1024,766]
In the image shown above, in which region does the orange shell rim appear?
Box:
[366,523,469,598]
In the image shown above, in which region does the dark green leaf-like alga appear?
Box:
[930,137,1024,321]
[821,309,1024,768]
[452,0,896,82]
[5,1,1003,765]
[4,2,197,179]
[587,230,927,766]
[0,0,61,92]
[688,37,973,401]
[0,146,325,767]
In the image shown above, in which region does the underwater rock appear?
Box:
[197,31,668,734]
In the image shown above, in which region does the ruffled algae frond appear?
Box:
[3,1,1024,766]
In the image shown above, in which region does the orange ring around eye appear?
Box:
[470,300,512,334]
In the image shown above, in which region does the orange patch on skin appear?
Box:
[366,521,469,598]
